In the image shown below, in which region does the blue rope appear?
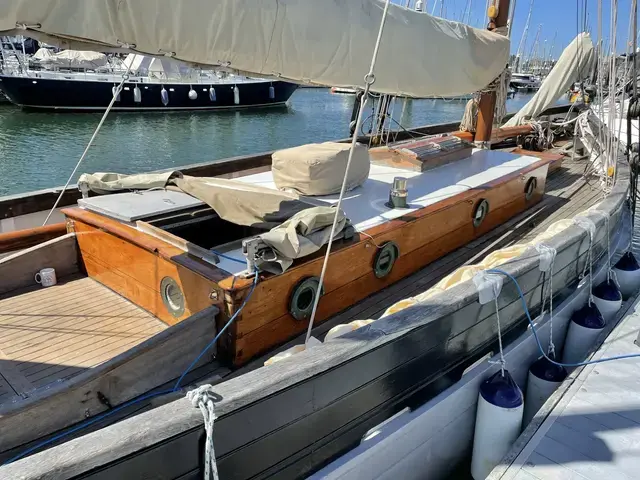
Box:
[2,271,260,466]
[172,271,259,390]
[487,268,640,368]
[210,249,246,265]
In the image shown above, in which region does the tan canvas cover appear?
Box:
[505,33,595,126]
[257,205,347,273]
[170,176,315,230]
[77,171,179,195]
[1,0,509,97]
[38,49,108,69]
[272,142,370,196]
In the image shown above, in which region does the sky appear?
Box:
[411,0,638,57]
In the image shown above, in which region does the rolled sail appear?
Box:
[0,0,509,97]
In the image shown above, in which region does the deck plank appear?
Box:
[0,277,167,399]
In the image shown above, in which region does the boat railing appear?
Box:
[1,62,270,85]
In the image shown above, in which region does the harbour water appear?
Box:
[0,89,537,197]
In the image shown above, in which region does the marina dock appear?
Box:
[492,292,640,480]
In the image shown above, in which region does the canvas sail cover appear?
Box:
[77,172,348,273]
[504,33,595,126]
[272,142,370,195]
[34,49,108,69]
[1,0,509,97]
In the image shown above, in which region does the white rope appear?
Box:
[187,385,219,480]
[492,295,506,376]
[42,56,138,226]
[590,209,612,281]
[536,244,557,357]
[574,216,596,305]
[304,0,393,345]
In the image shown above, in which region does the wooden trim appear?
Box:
[63,208,231,283]
[72,220,223,326]
[452,124,535,144]
[0,223,67,254]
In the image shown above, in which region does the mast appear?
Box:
[525,24,541,72]
[514,0,534,72]
[474,0,510,148]
[547,30,557,72]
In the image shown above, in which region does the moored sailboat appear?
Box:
[0,1,634,479]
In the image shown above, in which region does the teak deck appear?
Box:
[0,276,166,405]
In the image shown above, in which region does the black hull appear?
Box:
[0,75,298,112]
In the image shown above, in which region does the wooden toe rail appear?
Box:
[0,223,67,254]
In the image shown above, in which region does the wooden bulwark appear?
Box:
[0,233,79,296]
[0,222,66,254]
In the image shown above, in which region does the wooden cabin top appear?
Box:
[59,144,555,365]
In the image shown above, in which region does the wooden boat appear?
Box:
[0,113,627,478]
[0,125,556,453]
[0,1,628,479]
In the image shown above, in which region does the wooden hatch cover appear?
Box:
[369,134,474,172]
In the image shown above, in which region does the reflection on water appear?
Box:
[0,89,536,196]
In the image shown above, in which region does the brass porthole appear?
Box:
[373,241,400,279]
[290,276,323,321]
[473,199,489,228]
[160,276,185,318]
[525,177,537,201]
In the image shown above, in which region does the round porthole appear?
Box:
[160,276,185,318]
[473,199,489,228]
[525,177,537,201]
[290,276,323,321]
[373,241,400,279]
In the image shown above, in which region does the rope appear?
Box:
[187,385,219,480]
[488,268,640,368]
[42,55,138,226]
[536,244,557,356]
[489,295,507,376]
[304,0,393,345]
[459,67,510,132]
[574,216,596,305]
[459,95,480,132]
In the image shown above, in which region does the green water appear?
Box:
[0,89,536,197]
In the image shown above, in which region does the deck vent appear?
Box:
[386,177,408,209]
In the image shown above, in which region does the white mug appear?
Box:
[35,268,57,287]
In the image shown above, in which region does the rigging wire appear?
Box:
[41,56,139,226]
[304,0,394,346]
